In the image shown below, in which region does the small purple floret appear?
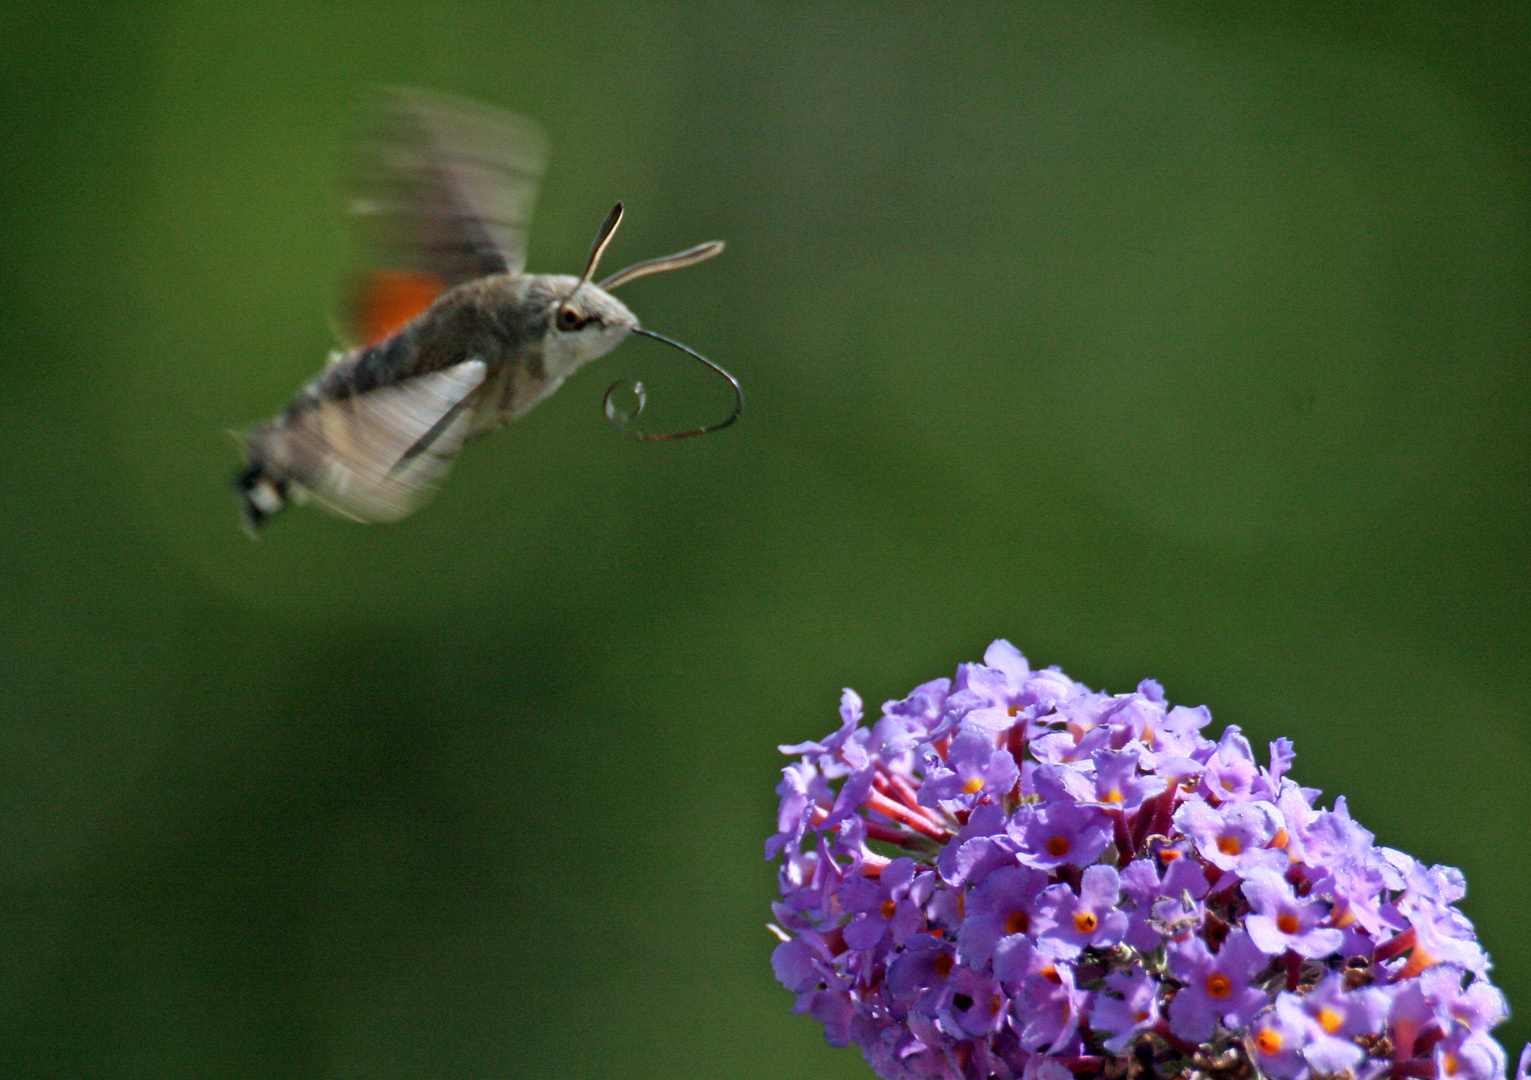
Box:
[1165,929,1271,1043]
[1242,868,1346,959]
[1089,967,1162,1053]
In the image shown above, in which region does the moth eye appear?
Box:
[556,305,585,332]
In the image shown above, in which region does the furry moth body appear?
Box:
[236,89,730,535]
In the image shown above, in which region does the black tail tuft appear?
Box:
[234,465,286,539]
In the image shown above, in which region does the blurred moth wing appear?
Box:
[346,86,547,347]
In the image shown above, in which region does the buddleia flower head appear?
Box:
[767,641,1523,1080]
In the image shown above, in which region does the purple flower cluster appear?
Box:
[767,641,1526,1080]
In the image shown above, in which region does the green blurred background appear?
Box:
[2,1,1529,1076]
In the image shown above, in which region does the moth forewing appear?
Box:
[242,359,488,530]
[309,359,489,523]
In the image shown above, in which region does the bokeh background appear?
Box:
[2,2,1529,1076]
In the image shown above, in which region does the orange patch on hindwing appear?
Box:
[351,270,445,346]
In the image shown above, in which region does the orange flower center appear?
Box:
[1255,1028,1283,1054]
[1206,973,1232,999]
[1046,836,1071,858]
[1102,787,1124,804]
[1318,1008,1343,1035]
[1073,911,1099,934]
[963,776,985,795]
[933,954,954,978]
[1399,943,1440,979]
[1216,836,1243,857]
[881,899,898,920]
[1276,913,1300,935]
[1004,911,1030,936]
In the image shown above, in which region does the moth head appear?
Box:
[535,275,637,372]
[549,203,723,351]
[549,203,739,441]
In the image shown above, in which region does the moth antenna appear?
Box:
[561,202,624,314]
[603,326,742,442]
[598,240,725,291]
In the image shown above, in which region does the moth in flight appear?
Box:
[236,87,739,535]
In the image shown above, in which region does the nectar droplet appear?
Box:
[603,378,647,428]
